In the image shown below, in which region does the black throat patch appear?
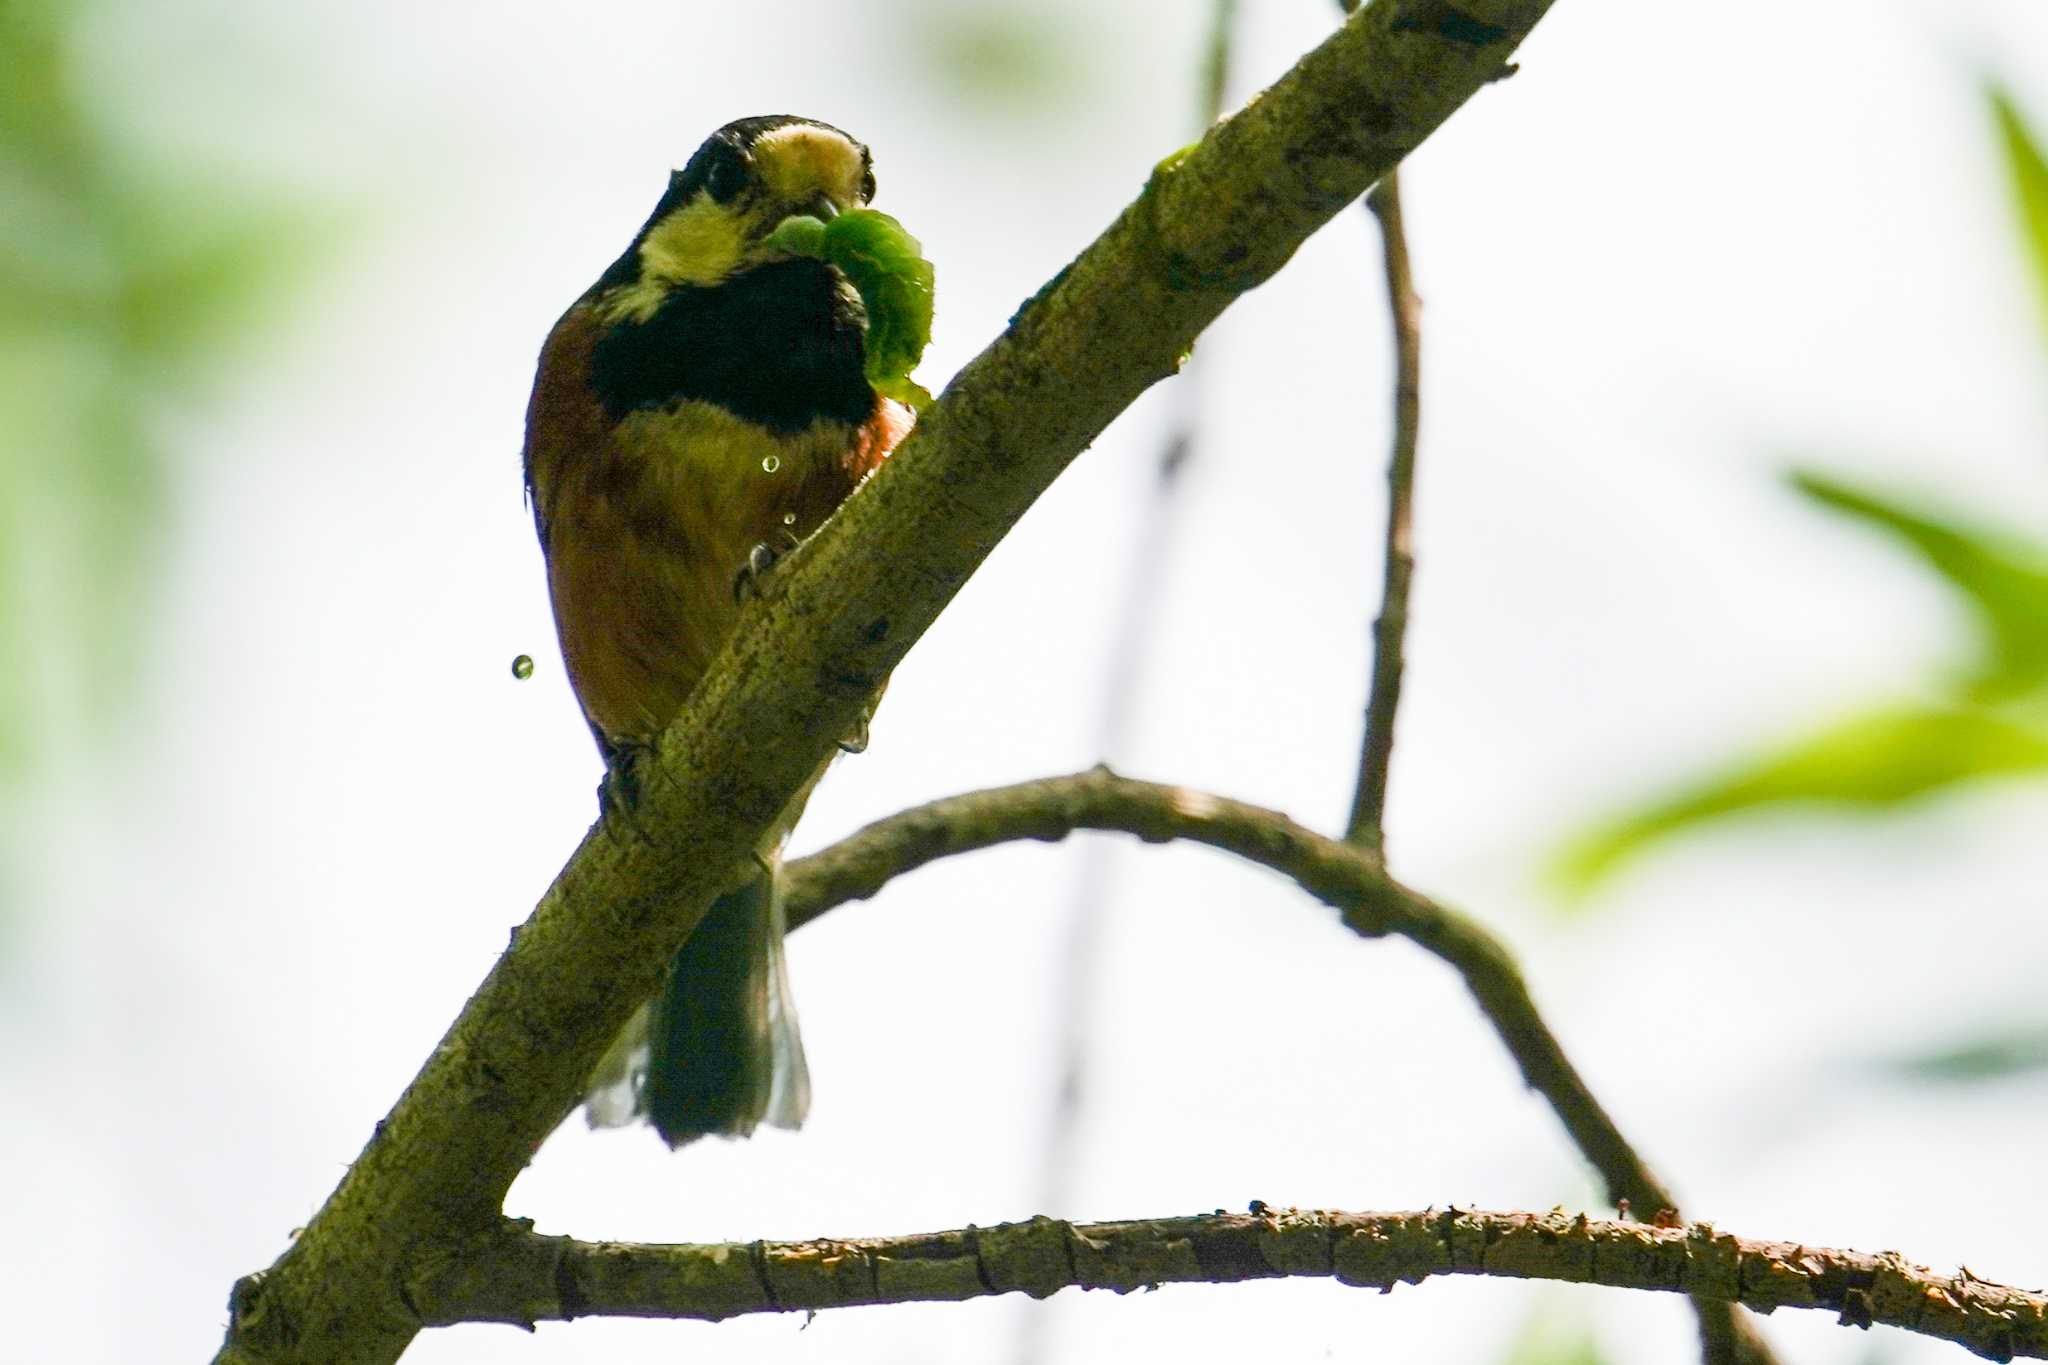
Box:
[587,258,874,435]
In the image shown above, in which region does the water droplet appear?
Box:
[510,654,534,680]
[782,511,797,526]
[761,454,781,474]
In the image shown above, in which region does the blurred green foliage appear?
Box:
[1558,706,2048,889]
[1991,86,2048,343]
[0,0,309,779]
[1556,87,2048,901]
[893,0,1099,116]
[1885,1022,2048,1083]
[1793,472,2048,701]
[1499,1301,1611,1365]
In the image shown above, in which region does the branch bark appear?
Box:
[407,1208,2048,1360]
[214,5,1549,1362]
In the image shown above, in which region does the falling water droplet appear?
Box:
[761,454,781,474]
[510,654,534,680]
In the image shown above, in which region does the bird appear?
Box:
[521,115,916,1147]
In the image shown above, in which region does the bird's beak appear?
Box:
[807,192,840,222]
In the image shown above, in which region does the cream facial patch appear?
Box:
[751,125,865,209]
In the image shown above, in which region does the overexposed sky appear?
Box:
[8,1,2048,1363]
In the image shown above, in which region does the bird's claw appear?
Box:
[733,541,780,601]
[597,741,656,845]
[732,529,802,602]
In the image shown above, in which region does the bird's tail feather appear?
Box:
[619,863,808,1147]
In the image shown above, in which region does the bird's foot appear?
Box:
[597,739,656,843]
[732,530,803,602]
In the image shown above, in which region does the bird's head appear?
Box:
[597,115,875,323]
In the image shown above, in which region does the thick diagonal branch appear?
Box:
[214,7,1551,1363]
[412,1208,2048,1360]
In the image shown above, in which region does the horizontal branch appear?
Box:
[411,1208,2048,1360]
[781,768,1679,1216]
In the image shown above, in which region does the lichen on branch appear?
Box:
[413,1208,2048,1361]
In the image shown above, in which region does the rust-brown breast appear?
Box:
[523,299,908,754]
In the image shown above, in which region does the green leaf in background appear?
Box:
[1500,1302,1611,1365]
[897,0,1087,114]
[1503,1332,1607,1365]
[0,0,314,786]
[1791,471,2048,700]
[1555,706,2048,893]
[1989,85,2048,344]
[1883,1021,2048,1084]
[1556,93,2048,903]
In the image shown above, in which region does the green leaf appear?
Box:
[1989,85,2048,344]
[1555,706,2048,893]
[1885,1022,2048,1084]
[1791,471,2048,699]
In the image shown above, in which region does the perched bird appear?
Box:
[522,115,917,1146]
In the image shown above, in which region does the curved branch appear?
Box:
[790,771,1804,1365]
[410,1208,2048,1360]
[216,6,1552,1362]
[783,769,1678,1217]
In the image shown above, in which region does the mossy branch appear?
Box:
[214,4,1550,1362]
[411,1208,2048,1361]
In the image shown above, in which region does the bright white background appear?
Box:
[6,1,2048,1362]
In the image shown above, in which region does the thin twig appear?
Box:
[414,1207,2048,1360]
[1330,140,1775,1365]
[1197,0,1239,138]
[1344,170,1421,856]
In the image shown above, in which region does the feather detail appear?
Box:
[522,299,910,750]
